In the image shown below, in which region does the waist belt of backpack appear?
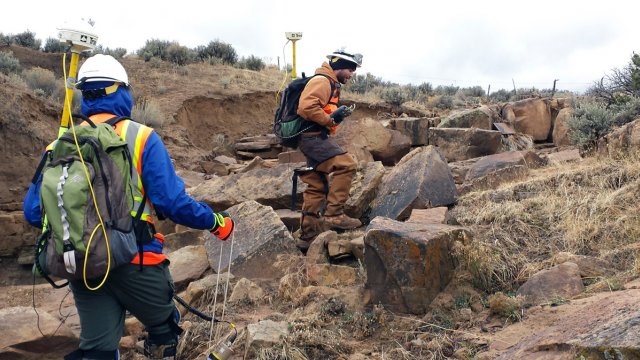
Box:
[291,167,329,215]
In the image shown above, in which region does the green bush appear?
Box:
[165,43,194,65]
[137,39,171,61]
[0,51,22,75]
[418,82,433,96]
[461,85,485,97]
[237,55,265,71]
[489,89,513,102]
[568,99,614,151]
[43,37,66,53]
[0,33,10,46]
[11,30,41,50]
[93,45,128,59]
[610,96,640,127]
[22,67,58,97]
[197,40,237,65]
[435,84,459,96]
[380,86,407,106]
[436,95,454,109]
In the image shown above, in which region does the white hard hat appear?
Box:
[326,48,363,68]
[76,54,129,88]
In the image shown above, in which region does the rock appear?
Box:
[545,148,581,165]
[370,146,457,221]
[516,262,584,306]
[364,217,470,314]
[501,98,552,141]
[438,106,493,130]
[204,201,298,279]
[598,117,640,156]
[552,252,613,278]
[428,128,503,162]
[229,278,265,303]
[167,245,210,290]
[244,320,290,358]
[464,151,545,181]
[0,306,77,359]
[335,117,411,165]
[162,229,207,254]
[389,117,431,146]
[552,107,573,146]
[407,207,450,224]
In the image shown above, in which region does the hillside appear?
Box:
[1,45,639,360]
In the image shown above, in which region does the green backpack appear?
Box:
[34,115,143,288]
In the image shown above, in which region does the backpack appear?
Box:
[33,115,144,288]
[273,74,334,148]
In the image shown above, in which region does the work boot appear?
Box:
[324,214,362,230]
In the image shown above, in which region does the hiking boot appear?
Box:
[300,214,327,241]
[324,214,362,230]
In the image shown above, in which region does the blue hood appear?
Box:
[80,81,133,117]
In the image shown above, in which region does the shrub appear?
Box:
[43,37,66,53]
[0,51,22,75]
[0,33,10,46]
[11,30,41,50]
[418,81,433,96]
[165,43,194,65]
[434,84,459,96]
[93,45,128,59]
[489,89,512,102]
[132,98,166,128]
[567,99,614,151]
[22,67,58,97]
[237,55,265,71]
[461,85,485,97]
[197,40,237,65]
[380,86,407,106]
[436,95,454,109]
[137,39,171,61]
[610,96,640,127]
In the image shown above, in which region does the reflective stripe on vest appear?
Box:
[114,120,154,222]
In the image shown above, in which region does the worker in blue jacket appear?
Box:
[23,54,233,360]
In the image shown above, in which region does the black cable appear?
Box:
[173,294,222,323]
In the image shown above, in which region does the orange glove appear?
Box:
[328,124,338,135]
[211,212,234,240]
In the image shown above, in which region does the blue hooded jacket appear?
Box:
[23,82,217,235]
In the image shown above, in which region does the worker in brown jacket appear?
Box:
[296,48,363,250]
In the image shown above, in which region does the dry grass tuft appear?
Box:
[452,153,640,292]
[487,292,524,321]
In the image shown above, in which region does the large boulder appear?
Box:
[438,106,493,130]
[364,217,470,314]
[204,201,298,279]
[428,128,502,162]
[598,117,640,156]
[501,98,552,141]
[516,262,584,306]
[388,117,431,146]
[464,150,545,181]
[344,161,385,219]
[189,162,303,210]
[0,306,77,359]
[334,117,411,165]
[370,146,456,221]
[551,107,573,146]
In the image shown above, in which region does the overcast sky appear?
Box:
[2,0,638,93]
